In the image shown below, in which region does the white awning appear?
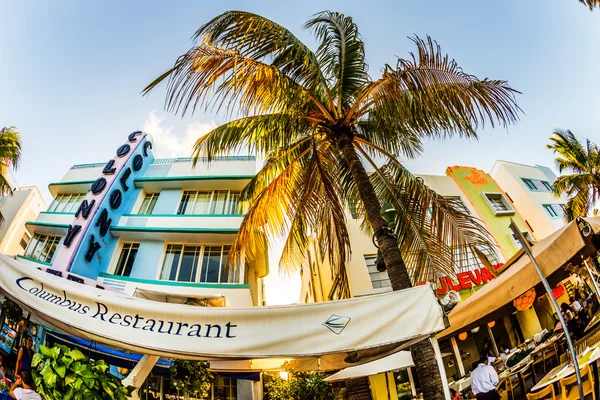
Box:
[324,351,413,381]
[0,254,446,371]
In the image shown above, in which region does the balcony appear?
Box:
[97,273,253,308]
[110,214,242,243]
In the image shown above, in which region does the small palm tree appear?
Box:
[145,11,520,398]
[0,127,22,224]
[547,129,600,220]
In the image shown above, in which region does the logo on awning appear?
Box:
[323,315,351,335]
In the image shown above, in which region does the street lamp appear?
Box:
[373,203,398,272]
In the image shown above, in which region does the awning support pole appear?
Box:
[450,337,465,378]
[430,336,451,400]
[583,258,600,304]
[487,324,499,357]
[509,221,584,400]
[122,354,159,400]
[407,367,417,398]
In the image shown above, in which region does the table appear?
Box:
[449,376,471,393]
[585,314,600,333]
[530,345,600,392]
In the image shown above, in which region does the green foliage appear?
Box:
[169,359,213,398]
[1,298,23,326]
[31,344,134,400]
[580,0,600,10]
[264,372,336,400]
[506,348,534,368]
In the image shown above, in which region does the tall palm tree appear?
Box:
[0,126,22,225]
[547,129,600,221]
[144,11,520,398]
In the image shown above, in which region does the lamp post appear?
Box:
[509,221,584,400]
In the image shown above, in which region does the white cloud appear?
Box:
[142,110,217,158]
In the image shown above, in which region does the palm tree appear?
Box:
[0,126,22,224]
[547,129,600,221]
[144,11,520,398]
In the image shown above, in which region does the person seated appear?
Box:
[497,344,509,356]
[9,371,40,400]
[450,388,462,400]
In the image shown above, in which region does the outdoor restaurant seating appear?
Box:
[526,384,556,400]
[558,364,595,400]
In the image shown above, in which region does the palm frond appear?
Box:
[0,127,21,197]
[304,11,369,113]
[143,45,333,121]
[580,0,600,10]
[347,36,520,137]
[191,114,314,164]
[360,142,496,283]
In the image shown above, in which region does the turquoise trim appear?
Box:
[123,213,243,217]
[99,273,250,289]
[40,211,76,215]
[111,226,239,234]
[71,163,105,169]
[135,175,254,183]
[48,180,95,187]
[542,203,566,220]
[25,221,69,229]
[17,255,52,267]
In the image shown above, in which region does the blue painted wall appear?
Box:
[152,189,182,214]
[70,136,155,279]
[129,240,165,280]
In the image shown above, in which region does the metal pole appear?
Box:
[583,258,600,304]
[509,222,584,400]
[487,324,500,357]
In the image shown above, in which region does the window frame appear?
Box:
[365,255,392,289]
[542,204,565,219]
[114,242,140,276]
[521,178,552,192]
[47,193,86,213]
[137,193,159,215]
[482,192,515,216]
[177,190,241,216]
[24,233,62,263]
[159,244,235,284]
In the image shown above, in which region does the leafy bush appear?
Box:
[506,348,534,368]
[31,344,134,400]
[169,359,213,399]
[1,298,22,326]
[264,372,335,400]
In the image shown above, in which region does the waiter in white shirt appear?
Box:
[471,354,500,400]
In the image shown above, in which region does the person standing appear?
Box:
[471,355,500,400]
[14,337,34,377]
[8,371,41,400]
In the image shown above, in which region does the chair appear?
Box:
[543,345,560,371]
[559,364,595,400]
[526,384,556,400]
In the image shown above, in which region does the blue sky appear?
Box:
[1,1,599,302]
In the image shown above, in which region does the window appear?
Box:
[365,255,391,289]
[521,178,552,192]
[446,197,470,215]
[511,230,534,249]
[177,190,240,215]
[138,193,158,215]
[482,193,515,216]
[160,244,236,283]
[20,232,31,251]
[214,376,237,400]
[543,204,565,218]
[24,233,61,263]
[47,193,86,213]
[114,243,139,276]
[453,244,499,274]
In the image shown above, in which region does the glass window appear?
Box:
[138,193,159,215]
[177,190,241,215]
[114,243,139,276]
[541,181,553,191]
[48,193,86,213]
[160,244,233,283]
[365,255,391,289]
[445,197,470,215]
[522,178,537,190]
[214,376,237,400]
[522,178,552,192]
[24,233,62,263]
[484,193,514,215]
[543,204,559,218]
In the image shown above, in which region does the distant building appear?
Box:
[490,160,568,240]
[0,186,46,256]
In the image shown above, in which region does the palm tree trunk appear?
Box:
[338,135,446,400]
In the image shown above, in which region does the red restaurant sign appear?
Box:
[417,265,503,296]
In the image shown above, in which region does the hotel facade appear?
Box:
[18,133,267,399]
